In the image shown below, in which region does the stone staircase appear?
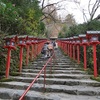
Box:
[0,49,100,100]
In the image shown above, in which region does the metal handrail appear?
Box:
[19,53,55,100]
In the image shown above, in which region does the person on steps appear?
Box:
[47,41,54,57]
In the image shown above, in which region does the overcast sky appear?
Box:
[41,0,100,24]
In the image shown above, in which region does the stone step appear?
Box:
[0,88,99,100]
[0,48,100,100]
[36,59,70,62]
[33,60,73,63]
[11,76,100,87]
[22,69,86,74]
[22,67,82,71]
[46,65,78,67]
[55,59,71,61]
[24,65,79,70]
[0,87,52,100]
[1,82,100,96]
[23,67,82,70]
[32,62,75,65]
[20,72,90,79]
[32,63,75,66]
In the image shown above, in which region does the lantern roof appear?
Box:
[69,37,73,40]
[4,35,17,41]
[18,35,27,39]
[86,31,100,35]
[79,34,86,38]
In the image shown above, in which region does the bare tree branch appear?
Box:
[41,0,66,10]
[42,9,57,22]
[40,0,65,22]
[74,0,100,21]
[89,0,100,20]
[82,9,88,22]
[42,0,45,9]
[41,3,64,22]
[40,13,48,21]
[88,0,91,15]
[90,0,98,16]
[73,0,88,22]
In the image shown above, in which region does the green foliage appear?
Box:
[0,78,15,82]
[0,35,7,72]
[87,20,100,30]
[0,0,46,77]
[59,20,100,38]
[10,47,20,72]
[64,23,87,37]
[10,72,20,76]
[0,1,19,34]
[0,0,45,36]
[90,76,100,82]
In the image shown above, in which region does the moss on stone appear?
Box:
[90,76,100,82]
[0,77,15,82]
[86,68,93,74]
[10,72,21,76]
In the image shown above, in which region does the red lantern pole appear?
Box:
[70,44,71,58]
[63,42,65,53]
[77,45,80,64]
[68,43,70,56]
[93,44,98,77]
[36,42,38,55]
[79,34,88,70]
[73,45,75,60]
[4,36,16,78]
[31,44,34,61]
[65,42,67,54]
[83,45,87,70]
[71,44,73,58]
[37,41,41,56]
[66,41,68,55]
[86,31,100,77]
[19,47,23,72]
[18,36,26,72]
[5,48,11,78]
[67,42,69,56]
[34,43,36,58]
[69,38,73,58]
[62,41,64,50]
[26,45,30,66]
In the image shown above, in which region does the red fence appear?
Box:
[4,35,47,78]
[57,31,100,77]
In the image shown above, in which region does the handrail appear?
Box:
[19,53,55,100]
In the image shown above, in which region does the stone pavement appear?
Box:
[0,48,100,100]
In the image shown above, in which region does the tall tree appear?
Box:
[0,0,45,36]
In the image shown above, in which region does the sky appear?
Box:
[41,0,100,24]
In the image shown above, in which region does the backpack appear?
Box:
[41,47,45,54]
[53,42,56,46]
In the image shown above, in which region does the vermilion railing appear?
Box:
[19,53,55,100]
[57,31,100,77]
